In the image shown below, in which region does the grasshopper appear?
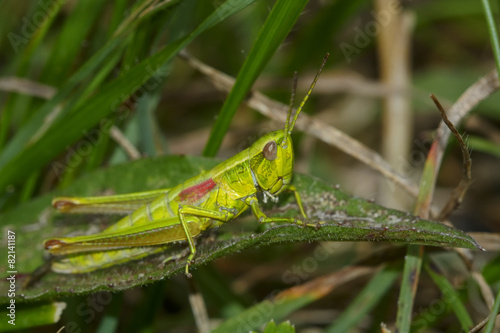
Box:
[44,54,328,277]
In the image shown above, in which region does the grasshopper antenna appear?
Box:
[284,53,329,145]
[284,71,298,144]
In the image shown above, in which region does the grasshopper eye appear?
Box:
[263,141,277,161]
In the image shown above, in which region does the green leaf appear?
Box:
[0,155,481,303]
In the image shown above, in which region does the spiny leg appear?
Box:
[245,196,318,228]
[286,185,307,219]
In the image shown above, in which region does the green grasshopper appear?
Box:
[44,54,329,277]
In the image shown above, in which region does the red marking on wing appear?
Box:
[178,178,216,203]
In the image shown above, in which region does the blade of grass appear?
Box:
[0,0,64,150]
[481,0,500,77]
[396,134,441,331]
[41,0,107,85]
[396,92,470,331]
[287,0,369,70]
[0,36,125,168]
[0,302,66,331]
[424,261,473,331]
[213,267,373,332]
[137,90,165,156]
[95,316,119,333]
[468,136,500,158]
[394,131,442,333]
[0,0,178,170]
[396,244,424,330]
[109,0,130,36]
[484,288,500,332]
[15,0,108,201]
[325,264,400,333]
[202,0,310,157]
[0,0,180,168]
[10,1,64,75]
[0,0,256,191]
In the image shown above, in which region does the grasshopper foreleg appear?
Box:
[285,185,308,219]
[245,194,315,228]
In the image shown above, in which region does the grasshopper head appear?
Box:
[249,54,328,199]
[249,130,294,197]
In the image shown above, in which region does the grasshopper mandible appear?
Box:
[44,54,329,277]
